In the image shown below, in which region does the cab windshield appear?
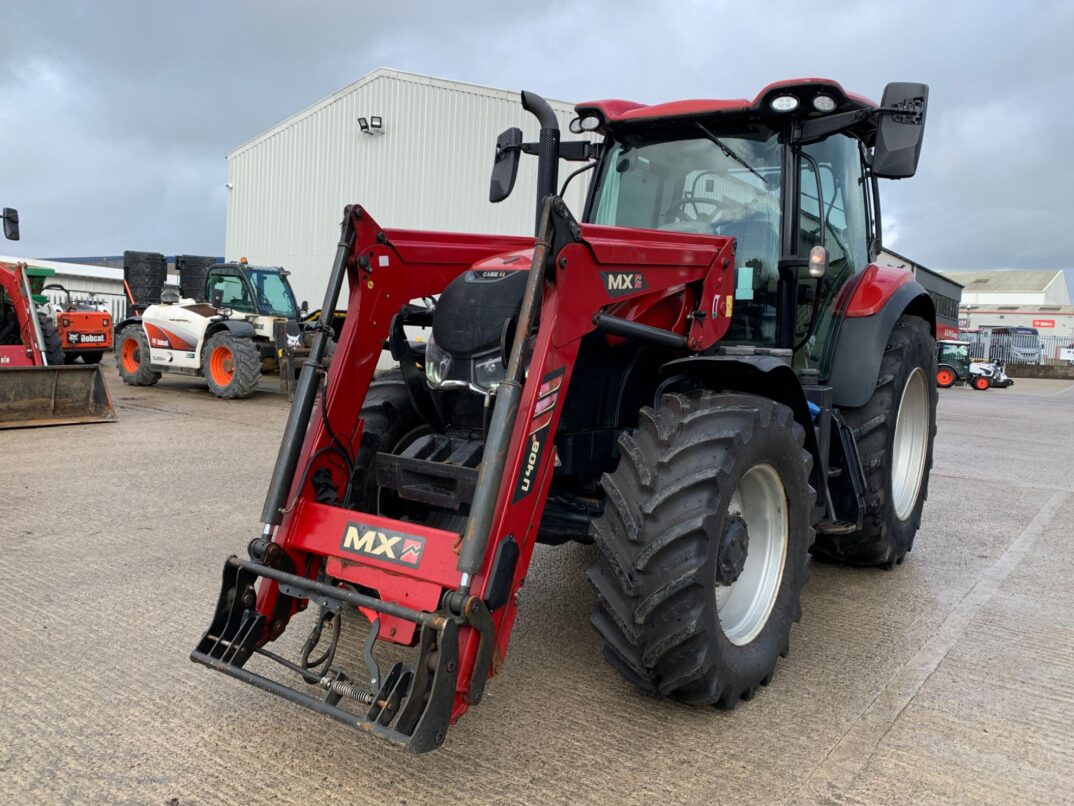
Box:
[250,269,298,318]
[588,126,783,345]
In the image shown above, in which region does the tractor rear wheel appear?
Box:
[588,391,814,707]
[115,326,160,386]
[38,312,65,366]
[813,315,936,568]
[81,350,104,365]
[935,367,956,388]
[203,332,261,399]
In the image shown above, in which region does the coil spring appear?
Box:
[320,676,375,705]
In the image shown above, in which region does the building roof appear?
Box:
[940,270,1063,293]
[0,254,123,281]
[228,67,577,159]
[961,304,1074,313]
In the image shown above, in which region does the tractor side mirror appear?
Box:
[489,127,523,203]
[872,82,929,179]
[211,288,224,308]
[2,208,19,241]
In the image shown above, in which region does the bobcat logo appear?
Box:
[340,523,425,568]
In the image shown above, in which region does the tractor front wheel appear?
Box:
[972,375,990,391]
[588,391,814,707]
[813,315,936,568]
[115,327,160,386]
[202,332,261,399]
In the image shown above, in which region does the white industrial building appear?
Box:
[941,270,1071,307]
[0,254,128,319]
[940,269,1074,338]
[224,68,592,307]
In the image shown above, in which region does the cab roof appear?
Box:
[576,79,878,140]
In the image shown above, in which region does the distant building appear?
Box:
[938,269,1074,338]
[223,68,592,307]
[879,248,962,339]
[0,254,127,319]
[942,270,1070,306]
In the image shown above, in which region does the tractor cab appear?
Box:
[487,80,928,376]
[937,339,971,381]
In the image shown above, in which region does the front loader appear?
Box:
[192,80,936,752]
[0,209,117,429]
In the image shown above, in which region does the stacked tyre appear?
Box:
[123,250,167,310]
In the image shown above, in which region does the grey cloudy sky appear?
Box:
[2,0,1072,273]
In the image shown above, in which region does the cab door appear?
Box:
[794,134,871,370]
[205,268,256,314]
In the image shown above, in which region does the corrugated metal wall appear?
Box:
[225,70,593,306]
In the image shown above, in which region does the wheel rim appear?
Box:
[121,337,140,373]
[715,463,788,646]
[209,345,235,386]
[937,369,953,386]
[974,378,988,390]
[891,367,930,521]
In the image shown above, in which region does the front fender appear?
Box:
[113,316,142,335]
[660,353,823,506]
[826,279,935,408]
[204,319,257,342]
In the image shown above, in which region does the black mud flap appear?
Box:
[190,556,484,754]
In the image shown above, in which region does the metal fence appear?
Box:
[961,332,1074,365]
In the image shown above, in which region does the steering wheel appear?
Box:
[666,197,722,224]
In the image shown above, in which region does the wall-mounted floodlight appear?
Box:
[358,116,385,136]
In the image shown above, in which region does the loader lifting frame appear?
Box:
[192,195,741,750]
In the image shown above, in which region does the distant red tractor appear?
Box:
[0,208,116,428]
[193,80,937,752]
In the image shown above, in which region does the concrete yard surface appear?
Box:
[1,364,1072,805]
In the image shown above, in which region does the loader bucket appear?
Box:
[0,365,118,429]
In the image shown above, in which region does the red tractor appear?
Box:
[0,207,117,428]
[193,80,936,752]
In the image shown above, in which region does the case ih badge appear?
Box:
[601,271,647,297]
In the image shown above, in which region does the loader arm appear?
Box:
[192,201,735,749]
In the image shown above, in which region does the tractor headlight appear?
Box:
[424,334,452,388]
[812,94,837,113]
[472,350,507,391]
[770,95,799,113]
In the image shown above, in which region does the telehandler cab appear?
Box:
[192,79,936,752]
